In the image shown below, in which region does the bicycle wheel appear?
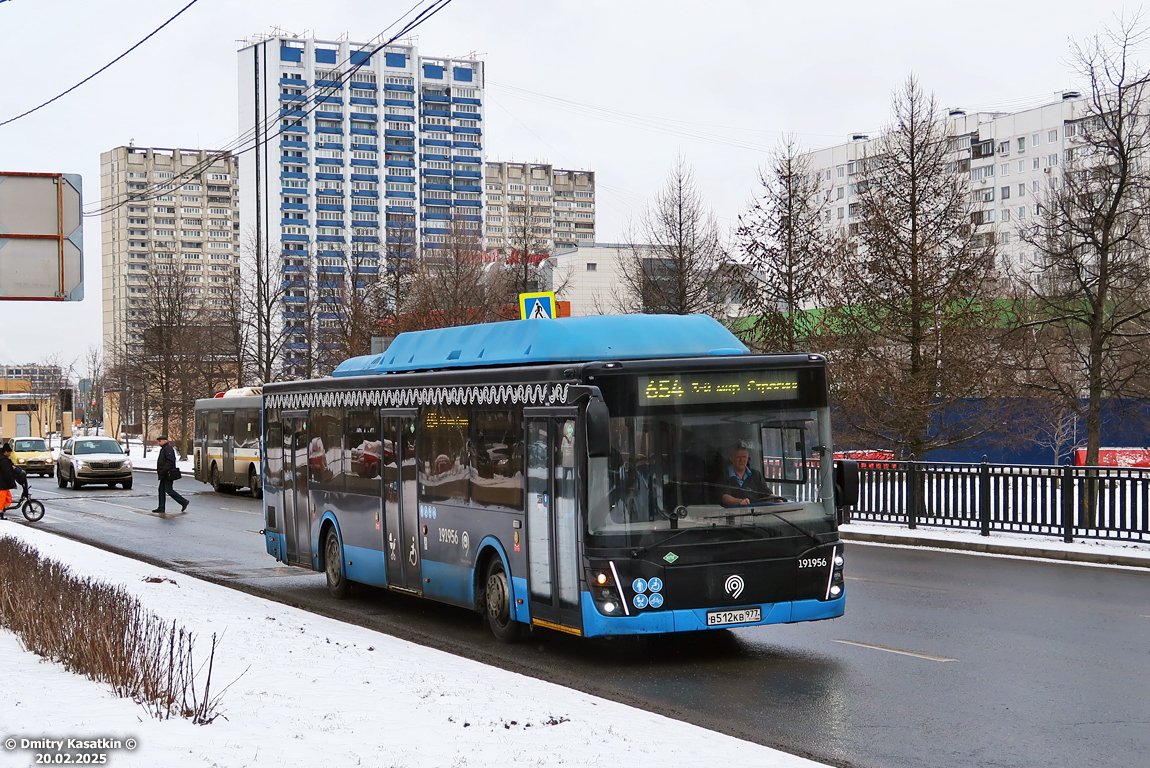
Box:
[22,499,44,522]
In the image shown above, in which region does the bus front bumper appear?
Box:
[579,592,845,637]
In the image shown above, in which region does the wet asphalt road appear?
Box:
[8,473,1150,768]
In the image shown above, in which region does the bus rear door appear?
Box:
[281,413,312,567]
[524,409,583,635]
[382,409,421,593]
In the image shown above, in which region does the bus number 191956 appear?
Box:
[438,528,459,545]
[799,557,828,569]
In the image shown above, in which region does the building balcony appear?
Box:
[280,94,306,104]
[451,112,480,121]
[384,159,415,168]
[421,182,452,192]
[280,139,308,149]
[421,93,450,103]
[452,126,482,136]
[350,126,377,135]
[350,113,378,123]
[421,108,450,118]
[384,128,414,138]
[352,173,380,182]
[280,77,308,87]
[384,98,416,108]
[384,143,414,153]
[314,110,343,121]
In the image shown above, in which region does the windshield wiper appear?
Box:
[703,507,824,546]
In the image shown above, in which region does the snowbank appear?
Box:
[0,524,827,768]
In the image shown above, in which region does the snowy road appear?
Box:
[15,474,1150,768]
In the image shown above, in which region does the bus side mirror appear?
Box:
[834,459,859,508]
[585,397,610,458]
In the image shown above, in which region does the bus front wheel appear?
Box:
[484,558,519,643]
[249,466,262,499]
[324,528,350,600]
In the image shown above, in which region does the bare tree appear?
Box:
[323,245,392,368]
[1010,16,1150,466]
[380,210,419,340]
[826,75,1014,459]
[406,216,498,329]
[736,136,835,352]
[239,234,290,384]
[613,158,736,317]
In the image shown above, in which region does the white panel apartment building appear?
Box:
[804,91,1086,272]
[99,146,240,356]
[484,162,595,253]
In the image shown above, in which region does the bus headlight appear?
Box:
[586,565,624,616]
[829,585,842,597]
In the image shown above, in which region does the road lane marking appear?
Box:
[833,639,958,662]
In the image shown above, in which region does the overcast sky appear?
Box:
[0,0,1138,368]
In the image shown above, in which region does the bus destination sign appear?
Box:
[638,370,800,405]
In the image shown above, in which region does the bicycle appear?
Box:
[1,478,45,522]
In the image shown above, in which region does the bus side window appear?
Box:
[207,412,220,447]
[238,409,259,449]
[419,407,469,503]
[470,409,523,511]
[308,408,343,490]
[344,409,380,495]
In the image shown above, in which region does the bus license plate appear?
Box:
[706,607,762,626]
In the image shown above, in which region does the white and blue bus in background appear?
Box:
[260,314,858,640]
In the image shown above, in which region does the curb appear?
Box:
[840,530,1150,569]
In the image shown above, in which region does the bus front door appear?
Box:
[524,410,583,635]
[281,415,312,567]
[381,410,420,593]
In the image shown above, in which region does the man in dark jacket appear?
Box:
[153,435,189,514]
[0,443,17,520]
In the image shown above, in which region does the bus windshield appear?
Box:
[587,404,836,541]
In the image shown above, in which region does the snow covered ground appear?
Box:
[0,524,828,768]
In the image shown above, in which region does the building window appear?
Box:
[1001,186,1010,200]
[1017,137,1026,151]
[586,263,597,271]
[1048,130,1058,142]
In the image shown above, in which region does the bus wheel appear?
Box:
[324,529,350,600]
[210,465,221,492]
[249,466,262,499]
[484,558,519,643]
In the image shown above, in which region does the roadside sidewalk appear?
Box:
[840,520,1150,568]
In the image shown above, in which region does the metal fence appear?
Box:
[846,459,1150,542]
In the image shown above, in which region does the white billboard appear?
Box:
[0,172,83,301]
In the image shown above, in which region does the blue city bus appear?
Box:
[261,314,857,640]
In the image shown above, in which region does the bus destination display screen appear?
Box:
[637,370,800,406]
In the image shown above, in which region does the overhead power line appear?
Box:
[0,0,202,128]
[85,0,455,218]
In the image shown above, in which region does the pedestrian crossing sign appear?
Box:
[519,292,557,320]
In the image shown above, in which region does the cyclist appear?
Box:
[0,443,18,520]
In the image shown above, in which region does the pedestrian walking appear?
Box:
[152,435,189,514]
[0,443,17,520]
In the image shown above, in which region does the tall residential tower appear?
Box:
[238,34,485,376]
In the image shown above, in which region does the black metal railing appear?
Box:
[846,459,1150,542]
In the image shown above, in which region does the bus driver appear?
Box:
[719,441,786,506]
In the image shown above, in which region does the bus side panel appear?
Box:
[417,501,526,610]
[316,490,388,587]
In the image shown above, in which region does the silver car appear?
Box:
[57,437,134,490]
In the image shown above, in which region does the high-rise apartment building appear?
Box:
[237,35,484,375]
[803,91,1086,272]
[99,146,240,357]
[484,162,595,253]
